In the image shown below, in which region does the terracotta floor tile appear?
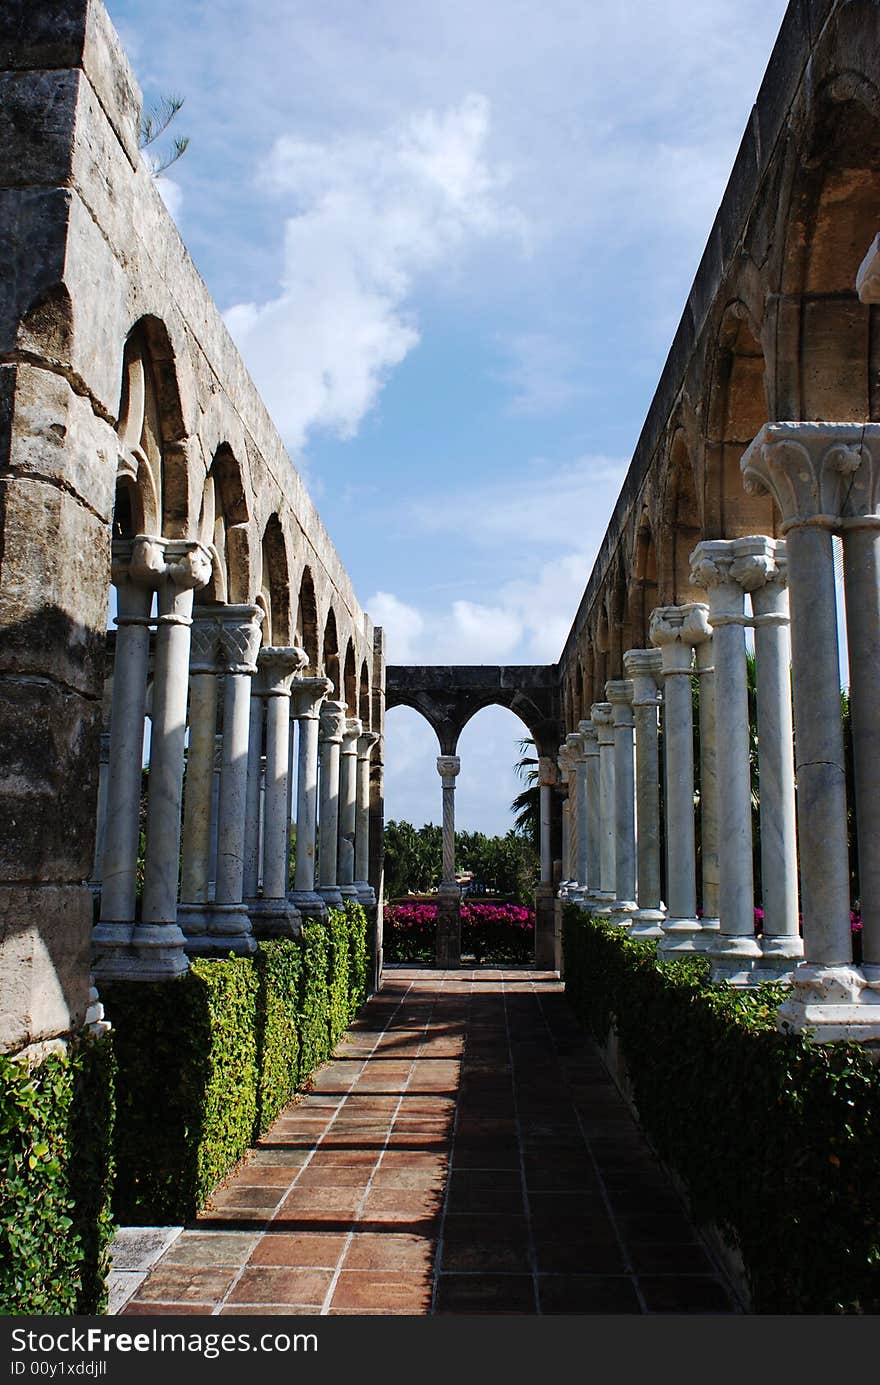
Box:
[538,1274,641,1314]
[638,1275,735,1313]
[122,1303,214,1316]
[234,1164,306,1188]
[133,1265,237,1302]
[434,1274,536,1314]
[342,1232,435,1272]
[282,1187,364,1212]
[293,1165,374,1188]
[247,1233,348,1267]
[330,1270,433,1313]
[164,1232,259,1267]
[229,1266,335,1305]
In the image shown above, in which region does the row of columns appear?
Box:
[92,538,379,982]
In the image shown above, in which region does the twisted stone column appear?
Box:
[623,649,665,937]
[179,609,223,944]
[605,681,638,921]
[250,646,307,937]
[337,717,363,902]
[355,731,380,904]
[650,604,710,953]
[204,605,264,955]
[590,703,616,910]
[136,539,212,977]
[690,543,761,982]
[318,700,347,908]
[735,537,802,973]
[289,677,333,920]
[742,423,880,1038]
[436,754,462,967]
[93,539,156,979]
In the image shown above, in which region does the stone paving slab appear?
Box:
[119,968,738,1316]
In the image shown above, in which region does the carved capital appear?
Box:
[740,422,880,530]
[163,539,213,593]
[319,699,349,743]
[189,609,222,674]
[537,755,557,788]
[565,731,586,762]
[217,605,264,675]
[649,603,710,674]
[576,719,600,756]
[342,717,364,751]
[290,676,334,721]
[605,679,635,727]
[590,701,615,745]
[622,648,662,707]
[357,731,380,760]
[729,535,787,593]
[257,645,308,696]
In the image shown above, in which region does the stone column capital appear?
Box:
[319,699,348,742]
[217,605,264,674]
[605,679,635,727]
[357,730,380,760]
[590,701,615,745]
[188,608,222,673]
[290,676,334,721]
[741,421,880,531]
[649,603,710,674]
[342,717,364,751]
[565,731,586,761]
[576,719,600,756]
[257,645,308,695]
[437,754,461,785]
[623,648,662,705]
[537,755,557,788]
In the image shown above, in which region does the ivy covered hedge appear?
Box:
[0,1033,115,1315]
[105,902,370,1225]
[562,907,880,1314]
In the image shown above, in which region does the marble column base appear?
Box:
[249,896,303,939]
[658,918,708,954]
[289,889,329,921]
[629,907,666,939]
[92,923,156,983]
[187,904,257,956]
[606,898,638,926]
[354,882,376,906]
[177,903,212,941]
[317,884,345,908]
[776,964,880,1043]
[436,885,461,968]
[131,923,191,977]
[762,934,805,960]
[338,883,361,903]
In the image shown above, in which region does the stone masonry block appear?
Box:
[0,70,78,188]
[0,475,110,696]
[0,884,92,1053]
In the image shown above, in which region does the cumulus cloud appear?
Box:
[155,175,183,222]
[224,94,524,451]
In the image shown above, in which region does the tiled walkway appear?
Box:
[120,968,737,1316]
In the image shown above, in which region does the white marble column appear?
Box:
[734,537,802,974]
[137,540,212,976]
[605,681,638,921]
[579,722,602,908]
[741,423,877,1039]
[289,677,333,919]
[623,649,666,937]
[204,604,264,955]
[436,754,462,968]
[690,543,761,983]
[337,717,363,902]
[694,637,720,932]
[590,703,617,910]
[572,726,590,896]
[537,755,556,889]
[179,609,222,944]
[242,680,265,902]
[93,538,156,979]
[318,700,347,907]
[355,731,380,904]
[250,646,307,937]
[89,731,112,899]
[556,741,574,893]
[649,604,710,953]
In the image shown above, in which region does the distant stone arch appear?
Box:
[659,427,703,603]
[703,301,776,538]
[258,514,290,646]
[322,607,340,695]
[296,566,320,673]
[385,666,560,758]
[359,659,371,727]
[343,639,357,715]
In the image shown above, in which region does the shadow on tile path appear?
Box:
[120,967,738,1316]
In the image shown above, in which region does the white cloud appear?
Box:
[224,94,524,451]
[155,175,183,222]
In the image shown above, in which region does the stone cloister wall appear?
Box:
[554,0,880,1041]
[0,1,383,1055]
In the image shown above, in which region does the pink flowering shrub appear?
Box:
[385,901,535,964]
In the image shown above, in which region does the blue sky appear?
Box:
[106,0,789,834]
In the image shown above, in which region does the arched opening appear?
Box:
[704,303,776,538]
[114,317,189,540]
[258,515,290,647]
[359,659,371,727]
[660,430,703,602]
[342,640,357,716]
[779,77,880,422]
[198,444,250,606]
[296,567,320,673]
[322,607,340,695]
[629,513,659,646]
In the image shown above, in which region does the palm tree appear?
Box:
[511,738,540,852]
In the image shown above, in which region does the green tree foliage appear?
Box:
[383,821,538,904]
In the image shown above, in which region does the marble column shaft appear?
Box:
[337,718,363,900]
[695,638,720,926]
[259,647,308,900]
[573,725,591,891]
[842,520,880,970]
[355,732,380,904]
[580,724,601,900]
[180,610,222,916]
[623,649,665,935]
[649,604,709,948]
[537,756,556,887]
[243,687,265,900]
[289,677,333,917]
[318,700,348,907]
[137,541,212,978]
[590,703,616,905]
[605,681,637,918]
[690,543,759,967]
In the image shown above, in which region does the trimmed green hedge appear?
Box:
[105,903,370,1224]
[0,1033,115,1315]
[562,907,880,1313]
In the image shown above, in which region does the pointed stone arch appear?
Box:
[198,444,251,605]
[659,427,703,603]
[628,511,659,647]
[359,658,371,727]
[296,566,320,674]
[343,639,357,715]
[322,606,340,695]
[113,316,189,541]
[257,513,291,646]
[703,301,776,538]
